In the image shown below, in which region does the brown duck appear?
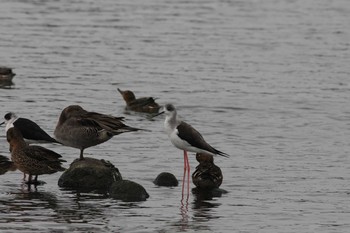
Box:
[117,88,160,113]
[7,127,66,184]
[192,153,223,190]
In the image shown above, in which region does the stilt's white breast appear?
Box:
[5,118,16,132]
[169,127,192,151]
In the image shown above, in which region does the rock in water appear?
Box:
[109,180,149,202]
[153,172,178,187]
[58,157,122,192]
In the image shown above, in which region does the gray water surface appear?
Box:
[1,0,350,232]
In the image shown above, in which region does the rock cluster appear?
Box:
[58,157,149,202]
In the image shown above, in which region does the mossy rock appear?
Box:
[58,157,122,192]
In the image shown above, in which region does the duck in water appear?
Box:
[0,66,16,81]
[117,88,160,113]
[192,153,223,190]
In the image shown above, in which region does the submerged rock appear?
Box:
[58,157,122,192]
[58,157,149,201]
[153,172,178,187]
[109,180,149,202]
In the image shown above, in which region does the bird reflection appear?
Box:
[179,195,190,231]
[192,187,223,208]
[187,190,221,232]
[5,189,59,214]
[0,80,14,89]
[56,189,109,226]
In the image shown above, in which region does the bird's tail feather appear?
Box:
[215,149,230,158]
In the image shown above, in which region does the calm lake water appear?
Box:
[1,0,350,232]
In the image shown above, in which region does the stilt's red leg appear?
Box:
[182,150,188,197]
[182,151,187,197]
[185,151,190,193]
[182,151,190,197]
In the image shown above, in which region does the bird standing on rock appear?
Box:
[54,105,143,160]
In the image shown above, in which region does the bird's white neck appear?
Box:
[5,116,18,132]
[164,113,181,135]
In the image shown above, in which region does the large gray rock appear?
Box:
[58,157,122,192]
[109,180,149,202]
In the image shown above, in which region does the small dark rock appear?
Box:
[58,157,122,192]
[153,172,178,187]
[109,180,149,202]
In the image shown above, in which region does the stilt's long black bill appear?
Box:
[0,121,4,126]
[151,111,165,119]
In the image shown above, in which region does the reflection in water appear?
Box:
[170,188,224,232]
[55,190,109,228]
[191,188,223,230]
[0,186,110,232]
[21,182,38,192]
[192,187,226,202]
[14,189,59,210]
[0,188,59,226]
[19,179,48,192]
[179,195,190,231]
[0,80,14,89]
